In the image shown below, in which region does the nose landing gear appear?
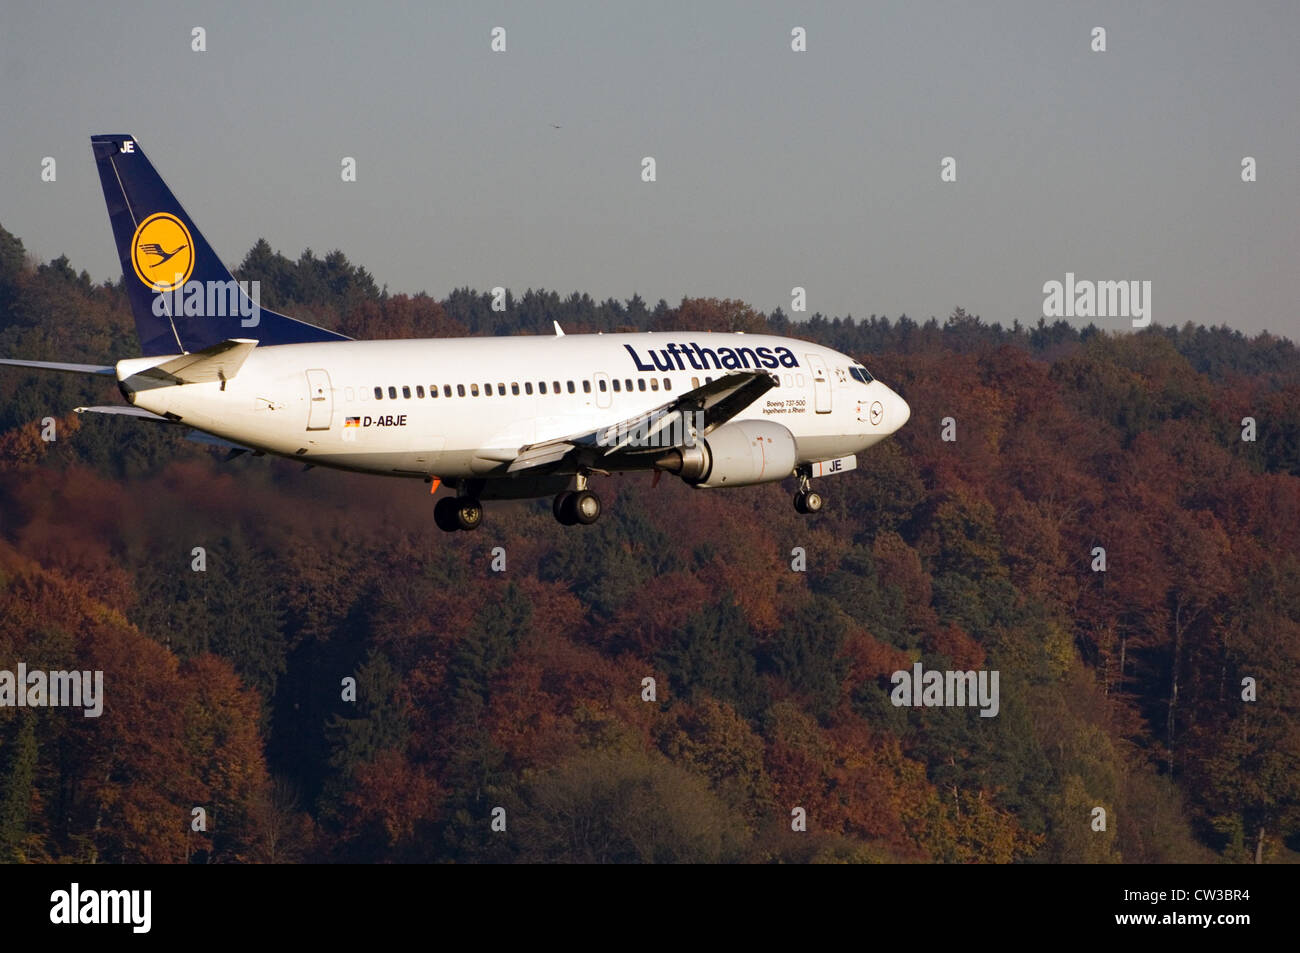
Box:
[793,466,824,514]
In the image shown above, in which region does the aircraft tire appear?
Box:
[455,497,484,531]
[434,496,461,532]
[572,490,601,525]
[553,492,577,525]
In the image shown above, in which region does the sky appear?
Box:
[1,0,1296,336]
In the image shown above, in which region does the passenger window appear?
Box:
[374,386,383,400]
[783,374,793,387]
[511,382,520,395]
[430,386,438,398]
[553,381,561,393]
[444,385,452,397]
[612,379,621,392]
[402,386,411,399]
[539,382,547,394]
[345,387,355,402]
[360,387,370,401]
[638,379,646,391]
[796,375,805,387]
[498,382,505,394]
[388,386,397,399]
[457,384,465,397]
[663,378,671,391]
[598,379,607,392]
[582,380,591,394]
[650,378,659,391]
[471,383,480,396]
[415,386,424,398]
[705,376,713,384]
[525,382,534,395]
[567,381,576,394]
[691,377,699,389]
[625,379,633,391]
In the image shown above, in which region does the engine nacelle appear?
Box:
[654,420,797,488]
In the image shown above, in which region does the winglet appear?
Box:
[553,321,565,337]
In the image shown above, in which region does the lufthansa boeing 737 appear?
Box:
[0,135,910,531]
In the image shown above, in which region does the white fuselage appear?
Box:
[121,332,911,480]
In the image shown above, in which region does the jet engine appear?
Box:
[654,420,797,488]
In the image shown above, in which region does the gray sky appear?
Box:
[2,1,1296,336]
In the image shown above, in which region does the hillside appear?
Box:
[1,224,1297,863]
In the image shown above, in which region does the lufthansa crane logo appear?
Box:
[130,213,194,292]
[869,401,884,425]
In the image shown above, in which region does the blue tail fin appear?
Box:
[91,134,351,356]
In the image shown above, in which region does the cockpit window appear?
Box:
[850,366,875,384]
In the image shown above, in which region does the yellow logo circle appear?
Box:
[130,213,194,291]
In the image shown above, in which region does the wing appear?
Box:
[507,370,777,474]
[0,359,115,376]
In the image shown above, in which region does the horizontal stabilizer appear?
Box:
[76,404,255,454]
[0,359,115,376]
[123,338,258,386]
[74,405,168,420]
[152,338,257,384]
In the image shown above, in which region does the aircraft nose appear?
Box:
[892,388,910,431]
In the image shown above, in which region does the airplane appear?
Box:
[0,135,911,531]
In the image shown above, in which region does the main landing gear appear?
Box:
[793,466,824,515]
[553,489,601,525]
[434,495,483,532]
[552,472,602,526]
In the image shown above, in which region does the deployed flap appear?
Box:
[0,359,115,376]
[132,338,258,385]
[509,370,776,473]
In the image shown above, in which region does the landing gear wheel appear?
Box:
[434,496,461,532]
[571,489,601,525]
[793,463,822,515]
[794,490,824,514]
[553,492,577,525]
[454,497,483,531]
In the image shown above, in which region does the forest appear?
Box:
[0,223,1297,863]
